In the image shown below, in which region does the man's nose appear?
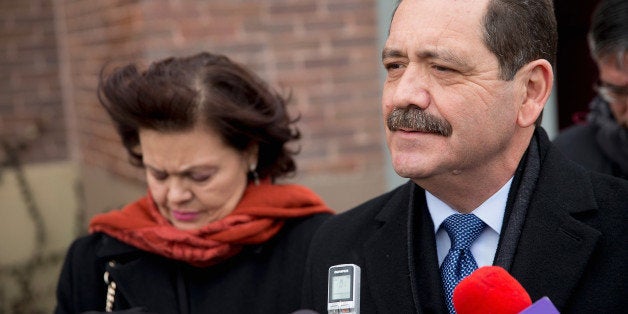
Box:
[392,64,431,110]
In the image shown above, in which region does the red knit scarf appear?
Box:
[89,182,333,267]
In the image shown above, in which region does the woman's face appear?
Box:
[139,125,255,230]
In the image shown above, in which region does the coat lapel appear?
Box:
[510,148,602,309]
[362,182,421,313]
[362,182,447,314]
[409,186,449,314]
[97,236,182,313]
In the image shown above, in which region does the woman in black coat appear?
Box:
[55,52,332,314]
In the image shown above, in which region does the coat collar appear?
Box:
[509,142,601,309]
[364,181,447,314]
[94,234,274,312]
[363,182,424,313]
[95,235,182,313]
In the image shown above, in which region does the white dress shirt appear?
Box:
[427,177,513,267]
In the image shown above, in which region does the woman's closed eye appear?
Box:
[187,171,214,182]
[150,169,168,181]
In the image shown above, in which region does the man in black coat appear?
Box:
[301,0,628,313]
[553,0,628,180]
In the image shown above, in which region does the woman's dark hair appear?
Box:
[97,51,300,181]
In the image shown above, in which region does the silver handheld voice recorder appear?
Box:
[327,264,360,314]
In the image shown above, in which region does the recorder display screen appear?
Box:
[331,274,351,300]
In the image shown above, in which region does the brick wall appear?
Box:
[59,0,385,185]
[0,0,66,163]
[0,0,388,212]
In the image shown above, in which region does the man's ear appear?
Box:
[517,59,553,127]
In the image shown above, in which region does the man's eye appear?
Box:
[433,65,454,72]
[385,63,403,71]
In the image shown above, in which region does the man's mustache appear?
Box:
[386,106,452,136]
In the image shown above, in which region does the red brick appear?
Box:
[3,0,384,179]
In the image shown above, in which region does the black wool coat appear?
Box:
[553,123,628,180]
[55,213,331,314]
[301,129,628,314]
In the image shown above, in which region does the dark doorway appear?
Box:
[554,0,601,130]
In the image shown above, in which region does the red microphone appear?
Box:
[452,266,532,314]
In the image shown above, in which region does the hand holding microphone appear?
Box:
[452,266,559,314]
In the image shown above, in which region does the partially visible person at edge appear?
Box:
[553,0,628,180]
[54,52,333,314]
[300,0,628,313]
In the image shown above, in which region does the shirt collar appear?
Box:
[426,177,513,235]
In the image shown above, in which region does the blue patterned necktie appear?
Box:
[440,214,487,314]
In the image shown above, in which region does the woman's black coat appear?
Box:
[55,213,330,314]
